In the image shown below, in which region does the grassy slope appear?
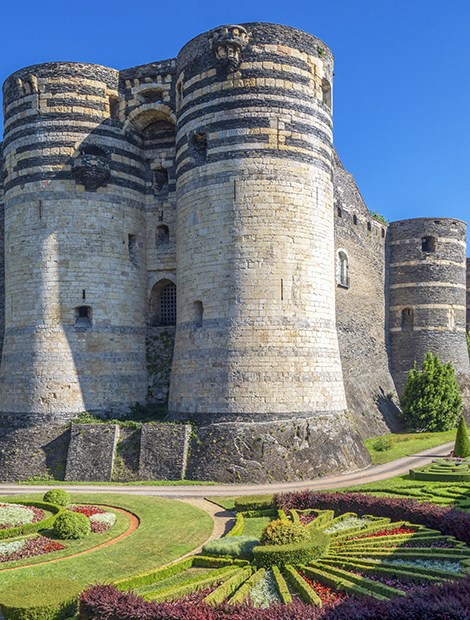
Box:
[364,430,455,465]
[0,493,213,594]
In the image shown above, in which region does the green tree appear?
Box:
[467,332,470,360]
[454,416,470,457]
[401,352,462,432]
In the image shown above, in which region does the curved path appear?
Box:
[0,442,453,498]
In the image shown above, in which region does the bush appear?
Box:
[43,489,70,507]
[0,578,79,620]
[259,519,310,546]
[0,501,64,541]
[234,496,274,512]
[454,416,470,457]
[372,436,393,452]
[401,352,462,431]
[53,510,90,539]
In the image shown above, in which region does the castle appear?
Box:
[0,22,469,483]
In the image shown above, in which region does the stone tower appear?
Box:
[389,218,470,394]
[169,23,369,481]
[0,62,148,424]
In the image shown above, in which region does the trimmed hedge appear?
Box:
[410,470,470,482]
[234,496,274,512]
[271,565,292,604]
[260,519,310,546]
[301,565,388,600]
[0,501,64,540]
[229,568,266,605]
[321,557,444,582]
[284,565,322,606]
[204,567,253,606]
[274,491,470,546]
[53,510,90,539]
[227,512,245,537]
[253,530,329,568]
[0,578,80,620]
[315,562,407,598]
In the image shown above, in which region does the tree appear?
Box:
[454,416,470,458]
[401,352,462,432]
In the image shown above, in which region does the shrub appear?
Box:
[401,352,462,431]
[454,416,470,458]
[260,519,310,546]
[234,496,274,512]
[0,577,79,620]
[53,510,90,539]
[43,489,70,507]
[203,536,258,559]
[372,436,393,452]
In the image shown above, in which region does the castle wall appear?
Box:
[0,62,148,420]
[333,156,401,436]
[466,258,470,332]
[389,218,470,396]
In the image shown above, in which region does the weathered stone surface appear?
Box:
[186,413,371,483]
[139,423,191,480]
[65,423,118,481]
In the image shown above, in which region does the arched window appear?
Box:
[153,167,169,195]
[149,279,176,326]
[322,78,332,109]
[156,225,169,247]
[401,308,414,332]
[337,206,342,218]
[139,88,164,104]
[189,132,208,163]
[337,251,349,288]
[75,305,92,329]
[193,300,203,327]
[353,214,358,225]
[422,236,436,253]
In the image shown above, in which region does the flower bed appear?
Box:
[69,505,117,533]
[0,535,64,563]
[0,503,45,529]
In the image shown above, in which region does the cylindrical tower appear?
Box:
[389,218,470,395]
[169,23,369,481]
[0,62,148,424]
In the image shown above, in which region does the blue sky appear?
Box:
[1,0,470,235]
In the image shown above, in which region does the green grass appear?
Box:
[239,516,273,538]
[0,493,213,596]
[364,430,455,465]
[19,478,214,486]
[207,497,236,511]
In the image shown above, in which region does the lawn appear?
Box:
[0,493,213,596]
[363,430,455,465]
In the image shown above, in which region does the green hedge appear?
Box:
[284,565,322,606]
[204,567,253,606]
[321,557,443,582]
[253,530,329,568]
[0,502,64,540]
[0,578,80,620]
[234,496,274,512]
[202,536,258,559]
[114,556,194,590]
[315,562,407,598]
[226,512,245,537]
[272,565,292,604]
[410,470,470,482]
[144,565,240,602]
[307,510,334,529]
[301,565,388,600]
[241,509,278,519]
[229,568,266,605]
[192,555,248,568]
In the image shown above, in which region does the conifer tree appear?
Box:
[401,352,462,432]
[454,416,470,457]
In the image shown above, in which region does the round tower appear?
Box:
[389,218,470,395]
[0,62,148,424]
[169,23,369,481]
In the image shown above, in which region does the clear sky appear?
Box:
[1,0,469,237]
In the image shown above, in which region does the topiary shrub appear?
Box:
[401,352,462,431]
[454,416,470,457]
[43,489,70,507]
[260,519,310,546]
[253,530,330,568]
[53,510,90,540]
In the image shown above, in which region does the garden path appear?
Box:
[0,442,454,498]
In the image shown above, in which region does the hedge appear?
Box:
[253,530,329,568]
[144,565,241,602]
[315,561,407,598]
[271,565,292,604]
[202,536,259,559]
[204,567,253,606]
[284,565,322,606]
[228,568,266,605]
[226,512,245,537]
[301,565,389,600]
[0,578,79,620]
[410,470,470,482]
[321,557,443,582]
[0,501,64,540]
[234,496,274,512]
